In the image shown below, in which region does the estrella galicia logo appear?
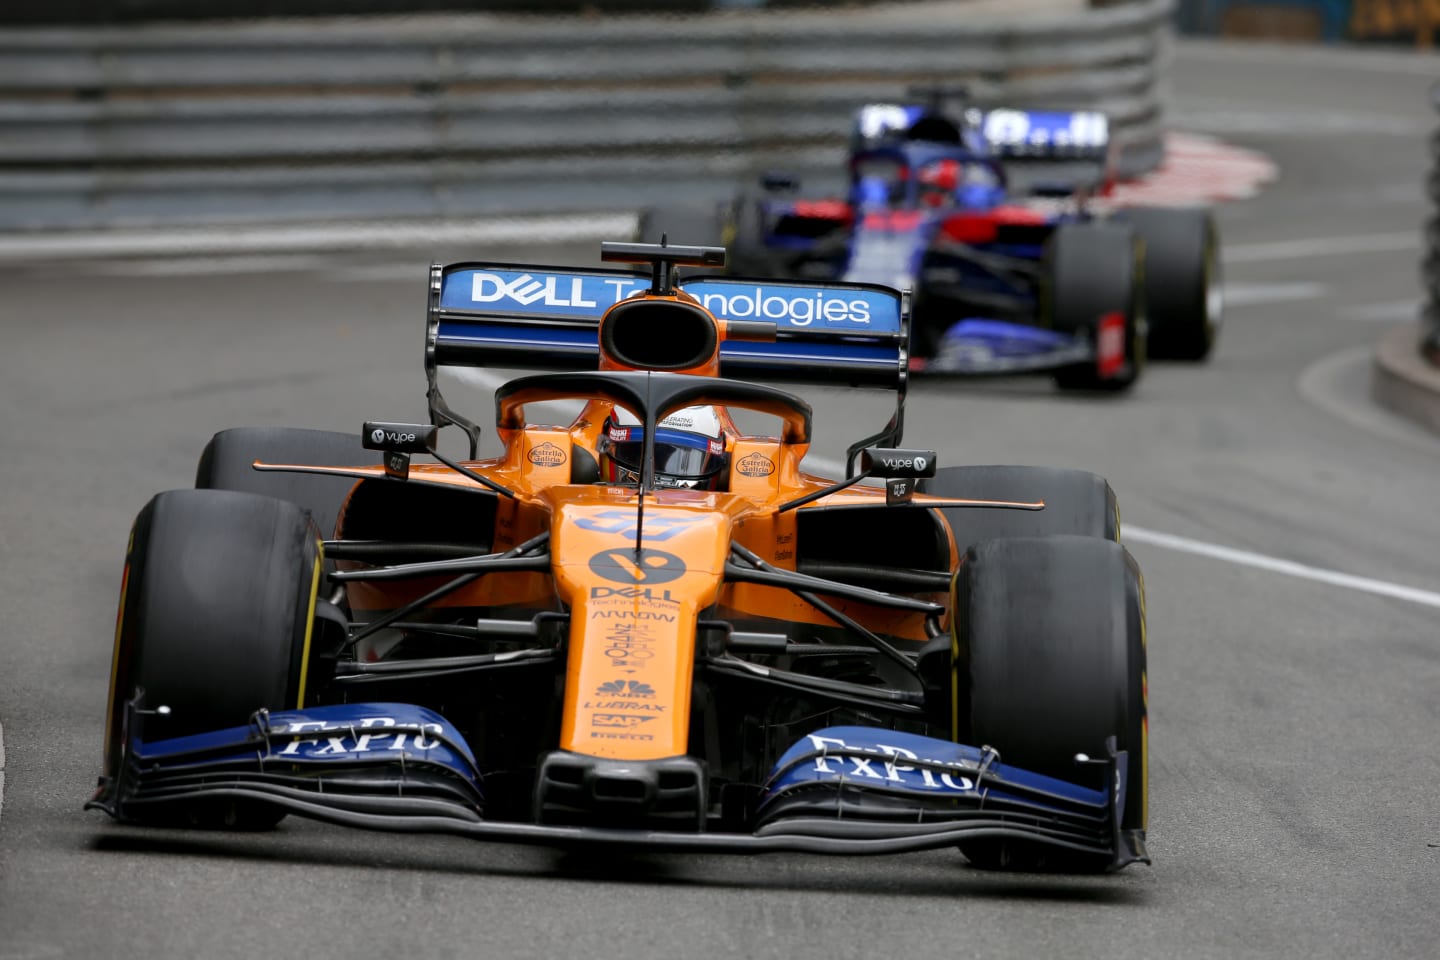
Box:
[528,441,567,467]
[588,547,687,585]
[736,453,775,478]
[595,680,655,698]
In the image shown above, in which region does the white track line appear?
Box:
[1226,231,1419,264]
[1123,524,1440,611]
[1,719,6,829]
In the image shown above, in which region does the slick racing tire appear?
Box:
[953,536,1147,873]
[721,193,776,278]
[918,465,1119,555]
[1114,207,1221,362]
[106,489,324,829]
[197,426,378,539]
[1043,221,1144,392]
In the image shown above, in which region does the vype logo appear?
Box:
[469,272,644,308]
[882,455,927,471]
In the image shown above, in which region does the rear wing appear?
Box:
[979,108,1112,195]
[425,261,910,468]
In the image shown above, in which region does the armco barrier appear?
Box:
[1425,81,1440,363]
[0,0,1175,230]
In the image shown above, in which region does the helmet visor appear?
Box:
[602,426,726,481]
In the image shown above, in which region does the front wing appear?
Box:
[90,702,1147,869]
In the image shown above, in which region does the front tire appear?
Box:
[953,536,1147,872]
[105,489,324,828]
[1043,221,1145,392]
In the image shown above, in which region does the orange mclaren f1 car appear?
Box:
[91,241,1149,872]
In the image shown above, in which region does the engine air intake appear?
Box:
[601,299,718,371]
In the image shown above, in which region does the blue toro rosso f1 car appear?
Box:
[643,92,1222,392]
[91,241,1149,872]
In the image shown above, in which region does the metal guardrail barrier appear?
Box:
[0,0,1175,231]
[1424,81,1440,364]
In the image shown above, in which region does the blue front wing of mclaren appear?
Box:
[90,702,1146,868]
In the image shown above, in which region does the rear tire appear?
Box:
[918,465,1119,554]
[106,489,324,828]
[1043,221,1144,392]
[953,536,1147,872]
[196,426,377,538]
[636,203,725,249]
[1114,207,1221,361]
[721,193,775,277]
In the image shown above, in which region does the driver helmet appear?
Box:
[918,158,962,207]
[597,405,730,491]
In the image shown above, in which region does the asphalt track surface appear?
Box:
[2,40,1438,960]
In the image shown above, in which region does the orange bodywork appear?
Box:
[257,285,1040,763]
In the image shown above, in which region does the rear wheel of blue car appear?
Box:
[105,489,323,829]
[1115,207,1221,362]
[953,535,1147,872]
[1044,222,1145,392]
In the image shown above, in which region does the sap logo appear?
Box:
[982,109,1107,150]
[806,734,975,792]
[470,272,644,308]
[699,288,871,327]
[275,716,444,756]
[881,455,927,472]
[591,714,656,729]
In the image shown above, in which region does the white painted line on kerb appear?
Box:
[1123,525,1440,611]
[1225,231,1418,264]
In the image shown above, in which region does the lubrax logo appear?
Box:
[469,272,644,308]
[697,288,870,327]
